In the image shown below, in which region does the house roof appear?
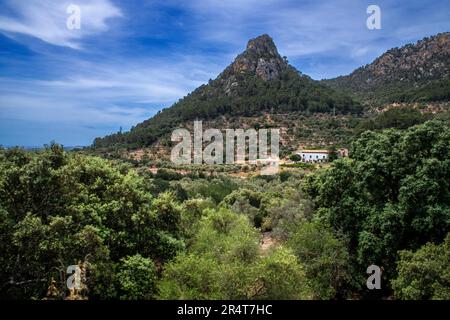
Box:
[298,150,330,154]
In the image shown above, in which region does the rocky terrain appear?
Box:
[221,34,289,83]
[323,32,450,103]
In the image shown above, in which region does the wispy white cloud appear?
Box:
[1,0,449,146]
[0,0,122,49]
[170,0,450,78]
[0,54,221,144]
[172,0,367,55]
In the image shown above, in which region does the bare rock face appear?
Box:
[367,32,450,81]
[246,34,279,56]
[256,57,281,81]
[323,32,450,94]
[222,34,288,82]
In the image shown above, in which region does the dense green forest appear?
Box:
[381,77,450,103]
[1,119,449,299]
[331,77,450,105]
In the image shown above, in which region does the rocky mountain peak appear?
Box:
[221,34,288,82]
[245,34,279,57]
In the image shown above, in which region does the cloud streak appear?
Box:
[0,0,121,49]
[0,0,449,146]
[0,54,221,145]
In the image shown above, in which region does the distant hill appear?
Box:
[93,34,361,149]
[322,32,450,103]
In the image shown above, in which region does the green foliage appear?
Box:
[282,162,316,169]
[179,198,215,240]
[288,222,353,299]
[0,144,183,299]
[191,208,259,263]
[357,107,431,131]
[222,189,267,227]
[3,123,449,300]
[158,208,311,299]
[117,254,158,300]
[158,252,228,299]
[220,174,314,238]
[254,246,312,300]
[93,67,361,149]
[391,233,450,300]
[304,120,450,288]
[158,208,259,299]
[388,77,450,102]
[263,188,314,238]
[177,175,239,203]
[327,146,338,162]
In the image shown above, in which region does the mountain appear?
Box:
[323,32,450,103]
[93,34,360,149]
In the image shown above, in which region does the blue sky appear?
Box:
[0,0,449,147]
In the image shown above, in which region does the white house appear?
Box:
[296,148,349,163]
[297,150,330,163]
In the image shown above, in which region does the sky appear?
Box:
[0,0,449,147]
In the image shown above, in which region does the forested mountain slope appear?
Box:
[93,34,361,149]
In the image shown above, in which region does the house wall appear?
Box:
[298,152,328,162]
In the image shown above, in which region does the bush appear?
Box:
[304,120,450,285]
[392,233,450,300]
[288,222,353,299]
[117,254,158,300]
[0,144,184,299]
[253,247,312,299]
[158,209,259,299]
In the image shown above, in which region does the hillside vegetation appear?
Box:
[93,35,361,149]
[92,33,450,158]
[2,119,449,299]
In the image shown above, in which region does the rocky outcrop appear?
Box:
[222,34,288,82]
[323,32,450,101]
